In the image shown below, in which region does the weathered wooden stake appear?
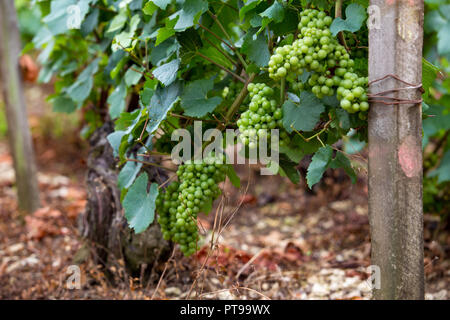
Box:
[368,0,424,299]
[0,0,40,212]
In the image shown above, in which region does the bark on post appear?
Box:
[0,0,40,213]
[368,0,424,299]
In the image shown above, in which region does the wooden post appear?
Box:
[0,0,40,212]
[368,0,424,299]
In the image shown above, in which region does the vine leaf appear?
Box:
[123,173,159,234]
[181,79,222,117]
[422,58,440,98]
[118,160,143,190]
[152,0,172,10]
[146,82,182,133]
[51,96,77,113]
[107,131,127,157]
[329,151,356,183]
[226,165,241,188]
[279,155,300,184]
[125,65,144,86]
[306,146,333,188]
[259,0,285,30]
[239,0,262,21]
[282,92,325,133]
[430,149,450,183]
[108,80,127,119]
[143,0,172,15]
[107,8,128,33]
[437,21,450,57]
[174,0,208,31]
[65,58,99,106]
[330,3,366,36]
[241,28,271,67]
[153,59,180,86]
[156,18,178,46]
[43,0,91,36]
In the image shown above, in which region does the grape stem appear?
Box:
[125,158,177,172]
[280,78,286,104]
[335,0,350,52]
[225,73,257,122]
[291,119,332,142]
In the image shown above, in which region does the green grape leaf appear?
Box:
[282,92,325,133]
[123,173,159,234]
[107,8,128,33]
[118,160,143,190]
[279,134,321,163]
[108,81,127,119]
[113,14,141,49]
[125,65,144,86]
[146,82,182,133]
[429,149,450,183]
[422,58,440,97]
[181,79,222,117]
[155,18,178,46]
[306,145,333,188]
[437,22,450,58]
[241,28,271,67]
[150,38,179,66]
[43,0,91,36]
[239,0,262,21]
[151,0,172,10]
[51,96,77,113]
[330,3,366,36]
[226,165,241,188]
[174,0,208,31]
[65,58,99,105]
[259,0,285,29]
[107,131,127,157]
[81,8,99,37]
[279,156,300,184]
[329,151,357,183]
[424,10,446,33]
[153,59,180,86]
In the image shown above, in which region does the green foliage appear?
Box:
[422,0,450,217]
[28,0,415,252]
[123,173,159,234]
[181,79,222,117]
[282,92,325,133]
[330,3,366,36]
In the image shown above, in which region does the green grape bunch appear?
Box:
[156,155,227,256]
[237,83,290,149]
[268,8,369,116]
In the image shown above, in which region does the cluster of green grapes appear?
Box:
[267,8,368,115]
[156,155,226,256]
[236,83,290,149]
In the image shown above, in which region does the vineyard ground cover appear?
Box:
[0,85,447,299]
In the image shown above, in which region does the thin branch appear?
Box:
[335,0,350,52]
[125,158,176,172]
[225,73,257,121]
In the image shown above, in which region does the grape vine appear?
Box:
[31,0,441,257]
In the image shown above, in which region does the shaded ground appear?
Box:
[0,84,448,300]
